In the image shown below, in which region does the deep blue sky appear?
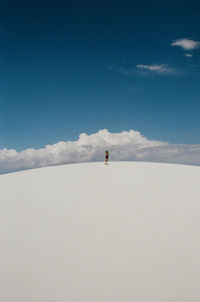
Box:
[1,0,200,150]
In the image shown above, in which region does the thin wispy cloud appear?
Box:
[136,64,177,75]
[171,38,200,50]
[136,64,166,71]
[185,53,193,58]
[109,64,176,76]
[137,64,169,73]
[1,129,200,174]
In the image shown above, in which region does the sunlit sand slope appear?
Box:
[1,162,200,302]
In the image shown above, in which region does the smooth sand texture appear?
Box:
[1,161,200,302]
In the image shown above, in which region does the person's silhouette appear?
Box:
[105,150,109,165]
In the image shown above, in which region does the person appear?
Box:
[105,150,109,165]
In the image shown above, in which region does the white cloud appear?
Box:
[109,64,177,76]
[171,39,200,50]
[1,129,200,174]
[136,64,175,75]
[185,53,193,58]
[136,64,166,72]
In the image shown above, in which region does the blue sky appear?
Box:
[1,0,200,151]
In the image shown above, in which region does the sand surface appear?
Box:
[1,161,200,301]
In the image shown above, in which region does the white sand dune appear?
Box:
[1,161,200,302]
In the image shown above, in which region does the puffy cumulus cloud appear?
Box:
[1,129,200,174]
[171,39,200,50]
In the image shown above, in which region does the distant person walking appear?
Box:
[105,150,109,165]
